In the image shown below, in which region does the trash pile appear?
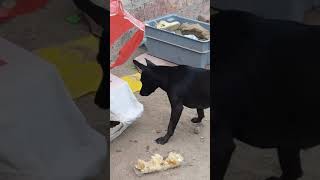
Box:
[156,20,210,41]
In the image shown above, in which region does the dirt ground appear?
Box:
[2,1,320,180]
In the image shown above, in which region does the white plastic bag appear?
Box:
[110,73,144,141]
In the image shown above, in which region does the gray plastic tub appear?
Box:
[145,14,210,68]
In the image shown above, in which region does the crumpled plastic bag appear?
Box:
[110,0,145,68]
[110,73,144,141]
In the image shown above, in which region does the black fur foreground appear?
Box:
[212,10,320,180]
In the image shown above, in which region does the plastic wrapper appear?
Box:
[110,0,145,68]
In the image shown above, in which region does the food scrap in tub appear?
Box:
[156,20,181,31]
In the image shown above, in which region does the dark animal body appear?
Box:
[134,60,210,145]
[213,9,320,180]
[73,0,108,109]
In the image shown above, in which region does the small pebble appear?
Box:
[130,140,138,143]
[200,137,205,142]
[193,126,200,134]
[116,149,122,152]
[146,145,150,151]
[156,129,162,134]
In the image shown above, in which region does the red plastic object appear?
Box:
[110,0,145,69]
[0,0,48,23]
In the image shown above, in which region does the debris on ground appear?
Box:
[200,137,205,142]
[192,122,204,134]
[193,126,200,134]
[155,20,210,41]
[155,129,162,134]
[116,149,122,153]
[134,152,184,175]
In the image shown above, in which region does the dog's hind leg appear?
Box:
[191,108,204,123]
[266,147,303,180]
[155,100,183,145]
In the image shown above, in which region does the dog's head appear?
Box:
[133,59,161,96]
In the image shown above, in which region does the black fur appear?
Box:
[73,0,108,109]
[95,29,108,109]
[73,0,107,28]
[133,59,210,144]
[213,10,320,180]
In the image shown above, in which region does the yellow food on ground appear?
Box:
[121,73,142,93]
[135,152,184,174]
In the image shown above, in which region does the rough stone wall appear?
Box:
[123,0,210,21]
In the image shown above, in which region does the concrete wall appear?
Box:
[122,0,210,21]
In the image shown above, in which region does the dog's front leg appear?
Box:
[266,147,303,180]
[155,101,183,145]
[191,108,204,123]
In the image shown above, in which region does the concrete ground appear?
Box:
[110,48,211,180]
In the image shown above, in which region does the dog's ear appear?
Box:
[133,60,147,72]
[145,58,156,67]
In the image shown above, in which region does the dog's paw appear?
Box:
[155,137,168,145]
[265,177,281,180]
[191,117,202,123]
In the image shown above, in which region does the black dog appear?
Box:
[213,10,320,180]
[133,59,210,144]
